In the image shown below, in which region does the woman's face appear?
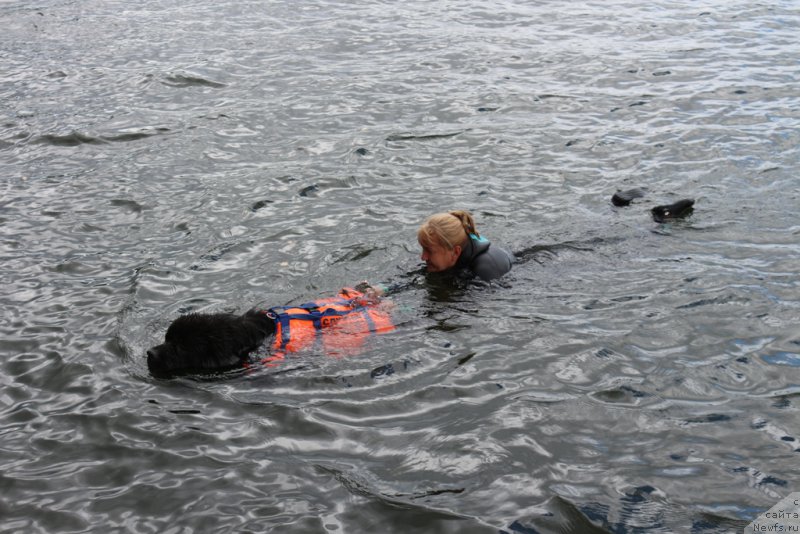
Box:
[419,240,461,272]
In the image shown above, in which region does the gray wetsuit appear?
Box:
[454,234,513,281]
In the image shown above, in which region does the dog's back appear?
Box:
[267,295,395,357]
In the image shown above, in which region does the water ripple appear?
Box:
[2,0,799,532]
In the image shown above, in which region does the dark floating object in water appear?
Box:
[385,131,463,142]
[250,199,273,212]
[370,363,394,378]
[36,131,107,146]
[162,73,226,88]
[36,127,169,146]
[355,147,369,156]
[651,199,695,222]
[611,188,646,207]
[299,184,319,197]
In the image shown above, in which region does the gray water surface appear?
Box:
[2,1,799,532]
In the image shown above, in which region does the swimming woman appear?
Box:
[417,210,512,281]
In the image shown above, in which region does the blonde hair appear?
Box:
[417,210,479,251]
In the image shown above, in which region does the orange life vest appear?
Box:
[258,287,394,366]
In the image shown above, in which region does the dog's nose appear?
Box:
[146,347,168,377]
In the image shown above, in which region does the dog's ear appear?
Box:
[244,309,276,337]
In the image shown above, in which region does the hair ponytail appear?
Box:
[417,210,479,251]
[448,210,479,238]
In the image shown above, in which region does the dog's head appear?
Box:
[147,311,275,378]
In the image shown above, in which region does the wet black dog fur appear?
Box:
[147,310,276,378]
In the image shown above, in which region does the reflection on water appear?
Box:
[1,0,799,532]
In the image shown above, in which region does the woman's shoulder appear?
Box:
[470,237,513,281]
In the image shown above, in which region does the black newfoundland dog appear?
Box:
[147,310,275,378]
[147,285,394,379]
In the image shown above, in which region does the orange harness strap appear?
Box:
[259,288,394,366]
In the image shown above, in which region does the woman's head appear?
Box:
[417,210,479,272]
